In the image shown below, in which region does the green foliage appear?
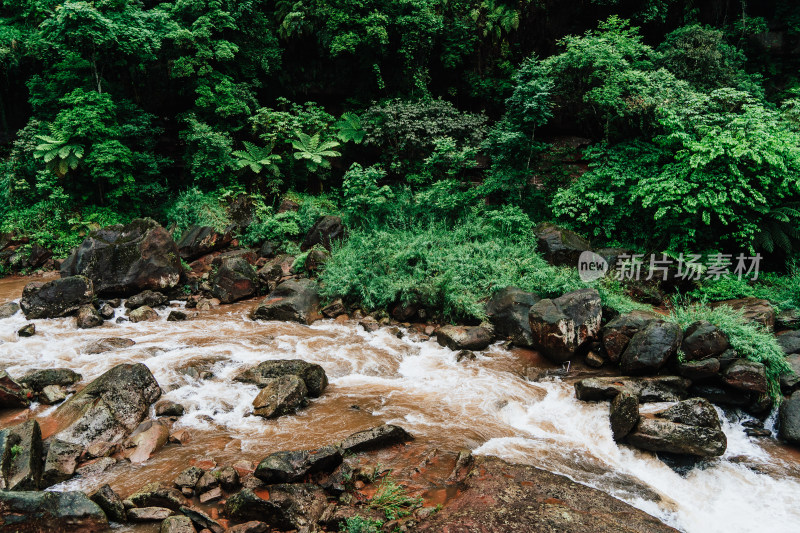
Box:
[368,476,422,521]
[339,516,384,533]
[341,163,394,227]
[669,303,792,401]
[10,444,21,460]
[164,188,231,236]
[291,132,342,172]
[335,112,366,144]
[33,127,84,177]
[688,267,800,312]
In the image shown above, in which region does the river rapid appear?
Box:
[2,274,800,533]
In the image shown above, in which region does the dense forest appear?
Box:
[1,0,800,320]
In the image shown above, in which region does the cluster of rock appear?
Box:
[235,359,328,419]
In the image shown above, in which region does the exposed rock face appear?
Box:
[250,279,320,325]
[0,370,30,408]
[76,304,104,329]
[252,375,308,418]
[610,391,639,442]
[533,222,591,267]
[60,218,182,296]
[209,256,259,304]
[435,325,493,351]
[301,216,346,251]
[339,424,413,453]
[601,311,659,363]
[708,298,776,329]
[0,490,108,532]
[416,455,676,533]
[49,363,161,454]
[254,445,342,483]
[620,321,682,375]
[176,225,233,261]
[681,321,729,361]
[20,276,94,319]
[235,359,328,397]
[575,376,691,403]
[0,420,43,490]
[125,290,168,310]
[779,390,800,445]
[627,399,726,457]
[528,288,602,363]
[722,360,767,394]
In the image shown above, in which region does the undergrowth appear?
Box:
[339,516,384,533]
[688,266,800,312]
[368,476,422,521]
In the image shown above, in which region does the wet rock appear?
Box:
[42,438,83,486]
[301,215,346,252]
[0,420,43,490]
[17,323,35,337]
[83,337,136,354]
[251,375,308,418]
[359,320,380,332]
[626,418,727,457]
[91,484,127,523]
[677,358,720,380]
[20,275,94,319]
[195,298,219,311]
[781,354,800,393]
[320,462,354,494]
[0,370,30,408]
[129,507,177,522]
[258,240,278,259]
[60,218,183,296]
[0,301,20,318]
[76,304,104,329]
[167,310,187,321]
[75,457,116,477]
[689,384,752,408]
[777,309,800,330]
[257,254,295,285]
[174,466,204,490]
[0,490,108,532]
[722,360,767,394]
[610,391,639,442]
[180,506,224,533]
[602,312,660,363]
[778,331,800,355]
[250,279,321,325]
[436,325,493,351]
[680,321,729,361]
[340,424,413,453]
[301,247,331,275]
[209,256,259,304]
[129,482,188,511]
[198,486,223,504]
[156,400,185,417]
[235,359,328,397]
[456,349,476,362]
[620,321,682,375]
[161,515,197,533]
[779,390,800,445]
[177,225,233,261]
[655,398,721,430]
[224,485,327,530]
[533,222,591,267]
[123,419,170,463]
[40,384,67,404]
[130,305,159,322]
[708,298,775,329]
[51,363,161,452]
[586,350,604,368]
[227,521,267,533]
[98,302,115,319]
[391,301,418,322]
[575,375,691,403]
[195,470,219,493]
[485,287,541,347]
[169,428,192,445]
[125,290,169,310]
[321,298,346,318]
[529,288,602,363]
[218,465,240,490]
[254,445,342,483]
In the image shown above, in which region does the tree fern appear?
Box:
[753,205,800,254]
[290,131,341,171]
[232,141,282,175]
[33,128,84,177]
[335,112,366,144]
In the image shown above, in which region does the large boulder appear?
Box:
[601,310,659,363]
[575,376,691,403]
[250,279,320,325]
[225,485,328,530]
[626,399,726,457]
[235,360,328,397]
[528,288,602,363]
[655,398,721,429]
[0,420,43,490]
[781,354,800,393]
[779,390,800,445]
[48,363,161,453]
[680,321,729,361]
[436,325,493,351]
[0,370,29,408]
[708,298,776,329]
[620,321,682,375]
[0,491,108,532]
[20,276,94,319]
[301,216,346,252]
[722,359,767,394]
[485,287,540,347]
[176,225,233,261]
[252,375,308,418]
[533,223,591,267]
[209,256,259,304]
[60,218,182,296]
[254,445,342,483]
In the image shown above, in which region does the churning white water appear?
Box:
[1,280,800,533]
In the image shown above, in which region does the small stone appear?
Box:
[76,304,104,329]
[455,350,476,362]
[199,486,223,503]
[76,457,116,477]
[195,470,219,493]
[169,428,192,445]
[167,310,187,322]
[174,466,205,489]
[161,515,197,533]
[129,305,159,323]
[0,301,20,318]
[585,351,604,368]
[39,384,67,404]
[156,400,185,417]
[98,303,115,320]
[18,323,35,337]
[609,391,639,442]
[128,507,176,522]
[217,465,239,491]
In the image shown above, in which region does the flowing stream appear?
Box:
[2,274,800,533]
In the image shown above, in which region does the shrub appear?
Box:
[368,476,422,520]
[688,267,800,312]
[164,188,232,236]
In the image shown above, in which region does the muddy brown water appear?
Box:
[2,274,800,532]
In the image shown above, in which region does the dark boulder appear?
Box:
[76,304,104,329]
[17,323,35,337]
[601,311,659,363]
[258,240,278,259]
[779,390,800,445]
[167,310,187,321]
[339,424,413,453]
[156,400,185,417]
[251,375,308,418]
[301,216,346,252]
[575,376,691,403]
[0,370,29,408]
[90,484,127,523]
[254,445,342,483]
[533,222,591,266]
[128,482,187,511]
[689,384,752,409]
[174,466,205,490]
[708,298,775,329]
[781,354,800,393]
[176,225,233,261]
[620,321,682,375]
[20,368,81,391]
[224,484,327,530]
[20,276,94,319]
[98,303,115,320]
[777,331,800,355]
[125,290,168,310]
[722,360,767,394]
[0,490,108,532]
[7,243,53,272]
[235,359,328,397]
[655,398,721,429]
[180,506,224,532]
[528,288,602,363]
[777,309,800,330]
[436,325,493,351]
[60,218,182,296]
[681,321,729,361]
[0,420,43,490]
[0,301,20,318]
[626,417,727,457]
[256,254,295,285]
[210,256,259,304]
[677,357,720,381]
[609,391,639,442]
[485,287,541,347]
[250,279,320,325]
